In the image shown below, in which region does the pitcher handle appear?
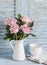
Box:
[10,40,15,52]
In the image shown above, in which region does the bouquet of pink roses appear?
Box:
[4,14,35,40]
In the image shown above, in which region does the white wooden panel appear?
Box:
[0,0,15,42]
[29,0,47,2]
[26,1,47,50]
[0,0,16,55]
[15,0,47,54]
[0,0,47,55]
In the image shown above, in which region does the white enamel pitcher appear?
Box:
[10,40,25,60]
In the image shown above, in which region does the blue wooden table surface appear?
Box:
[0,42,43,65]
[0,58,43,65]
[0,54,43,65]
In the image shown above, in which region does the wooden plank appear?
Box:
[0,0,15,41]
[26,1,47,49]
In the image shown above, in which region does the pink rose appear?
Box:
[4,18,17,26]
[20,25,30,34]
[21,16,31,24]
[10,24,19,33]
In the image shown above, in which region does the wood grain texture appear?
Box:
[29,0,47,2]
[0,1,47,65]
[0,0,47,56]
[26,1,47,50]
[15,1,47,54]
[0,0,16,56]
[0,0,15,41]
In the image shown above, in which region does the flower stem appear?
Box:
[22,34,25,39]
[16,33,17,40]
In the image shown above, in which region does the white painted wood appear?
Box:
[0,0,15,42]
[26,1,47,50]
[28,0,47,2]
[0,0,16,53]
[0,0,47,55]
[16,0,28,16]
[16,0,47,53]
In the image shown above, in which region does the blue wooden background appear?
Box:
[0,0,16,59]
[27,1,47,51]
[0,0,47,60]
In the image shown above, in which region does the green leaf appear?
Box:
[29,21,34,27]
[24,34,29,38]
[30,33,36,37]
[4,36,10,40]
[4,33,13,40]
[18,14,22,19]
[6,25,10,33]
